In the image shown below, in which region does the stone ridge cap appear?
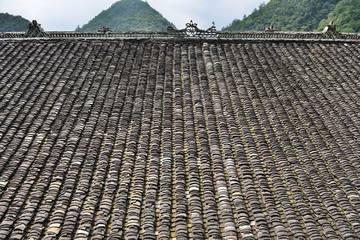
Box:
[1,30,360,42]
[1,37,360,45]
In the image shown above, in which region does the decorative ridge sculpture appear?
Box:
[265,25,278,32]
[98,26,112,34]
[24,20,48,38]
[323,21,342,39]
[167,20,218,38]
[0,20,359,41]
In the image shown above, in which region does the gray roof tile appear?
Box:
[0,37,360,239]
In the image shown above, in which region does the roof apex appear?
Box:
[1,20,360,42]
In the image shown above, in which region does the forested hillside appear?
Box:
[0,13,30,32]
[78,0,173,31]
[318,0,360,32]
[223,0,341,32]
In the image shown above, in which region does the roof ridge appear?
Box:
[1,20,360,42]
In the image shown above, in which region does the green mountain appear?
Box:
[223,0,341,32]
[78,0,173,31]
[318,0,360,32]
[0,13,30,32]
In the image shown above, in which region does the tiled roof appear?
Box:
[0,36,360,239]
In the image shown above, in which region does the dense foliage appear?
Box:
[318,0,360,32]
[0,13,30,32]
[79,0,173,31]
[223,0,340,32]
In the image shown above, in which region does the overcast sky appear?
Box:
[1,0,270,31]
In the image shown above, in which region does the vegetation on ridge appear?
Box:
[0,13,30,32]
[223,0,341,32]
[318,0,360,32]
[78,0,173,31]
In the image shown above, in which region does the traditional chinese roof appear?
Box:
[1,24,360,239]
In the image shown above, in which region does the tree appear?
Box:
[0,13,30,32]
[78,0,174,31]
[318,0,360,32]
[223,0,341,32]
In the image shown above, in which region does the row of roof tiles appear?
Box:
[0,38,360,239]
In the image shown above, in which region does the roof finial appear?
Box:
[265,25,277,32]
[167,21,217,38]
[323,21,342,39]
[323,21,336,33]
[206,21,216,32]
[98,26,112,34]
[24,20,48,38]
